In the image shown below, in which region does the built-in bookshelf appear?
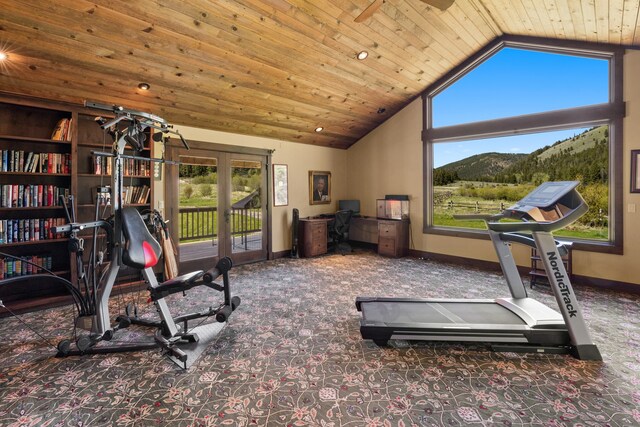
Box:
[0,95,154,315]
[0,99,73,312]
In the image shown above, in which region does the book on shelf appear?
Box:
[0,254,54,279]
[0,218,65,244]
[50,118,72,141]
[118,185,150,205]
[91,155,150,176]
[0,150,69,173]
[0,185,69,208]
[91,154,113,175]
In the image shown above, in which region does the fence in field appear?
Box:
[434,200,505,213]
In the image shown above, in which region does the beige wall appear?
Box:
[347,49,640,285]
[154,127,347,254]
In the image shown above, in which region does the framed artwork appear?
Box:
[273,164,289,206]
[309,170,331,205]
[632,150,640,193]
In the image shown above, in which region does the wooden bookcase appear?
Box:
[0,95,154,315]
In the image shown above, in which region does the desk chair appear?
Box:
[329,210,353,255]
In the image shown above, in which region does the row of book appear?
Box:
[123,185,151,205]
[0,218,66,244]
[91,155,151,177]
[0,185,69,208]
[0,255,54,279]
[1,150,71,174]
[51,118,72,141]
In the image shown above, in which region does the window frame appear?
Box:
[422,35,625,254]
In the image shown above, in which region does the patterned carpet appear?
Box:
[0,250,639,426]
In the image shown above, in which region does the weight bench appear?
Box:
[119,207,240,366]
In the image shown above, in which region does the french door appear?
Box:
[166,142,269,273]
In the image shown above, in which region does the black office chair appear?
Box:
[329,210,353,255]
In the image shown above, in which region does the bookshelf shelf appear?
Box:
[0,135,72,145]
[0,238,69,247]
[0,206,64,212]
[77,173,150,178]
[0,172,71,177]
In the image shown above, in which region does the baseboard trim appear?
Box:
[273,250,293,260]
[408,249,640,295]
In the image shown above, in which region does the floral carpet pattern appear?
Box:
[0,250,639,426]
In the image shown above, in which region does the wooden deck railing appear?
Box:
[179,206,262,245]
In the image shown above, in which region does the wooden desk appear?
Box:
[298,216,409,258]
[350,217,409,257]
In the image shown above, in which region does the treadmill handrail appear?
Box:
[487,202,588,233]
[452,213,504,221]
[500,232,570,256]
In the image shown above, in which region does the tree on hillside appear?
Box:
[433,168,459,186]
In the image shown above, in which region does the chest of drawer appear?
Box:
[378,237,397,256]
[378,222,398,238]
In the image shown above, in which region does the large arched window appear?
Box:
[423,36,624,253]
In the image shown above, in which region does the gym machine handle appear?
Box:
[92,150,181,166]
[84,100,190,150]
[54,220,113,242]
[203,257,233,283]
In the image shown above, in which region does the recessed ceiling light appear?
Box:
[138,82,150,90]
[0,52,8,61]
[315,127,324,132]
[357,51,368,60]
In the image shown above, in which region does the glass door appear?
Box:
[176,154,220,271]
[166,143,268,273]
[225,154,267,264]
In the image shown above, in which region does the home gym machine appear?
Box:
[356,181,601,360]
[47,102,240,368]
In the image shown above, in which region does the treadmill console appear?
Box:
[497,181,587,231]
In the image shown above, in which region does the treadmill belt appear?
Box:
[444,302,525,324]
[361,301,526,326]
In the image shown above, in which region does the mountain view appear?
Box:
[433,126,609,240]
[435,125,608,185]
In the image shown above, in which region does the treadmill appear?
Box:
[355,181,602,360]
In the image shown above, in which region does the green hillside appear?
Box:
[537,125,607,160]
[435,152,526,182]
[496,126,608,184]
[436,126,608,185]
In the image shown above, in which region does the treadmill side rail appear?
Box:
[533,232,602,361]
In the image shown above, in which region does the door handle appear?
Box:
[224,209,231,223]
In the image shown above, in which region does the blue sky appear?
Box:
[432,48,609,168]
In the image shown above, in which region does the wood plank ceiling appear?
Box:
[0,1,639,149]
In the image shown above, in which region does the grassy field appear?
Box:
[433,182,608,240]
[179,179,261,242]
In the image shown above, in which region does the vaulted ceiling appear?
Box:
[1,1,639,149]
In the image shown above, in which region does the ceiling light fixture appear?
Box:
[315,127,324,132]
[0,52,8,61]
[356,51,368,60]
[137,82,150,90]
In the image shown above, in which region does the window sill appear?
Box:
[424,226,623,255]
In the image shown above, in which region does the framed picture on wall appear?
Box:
[632,150,640,193]
[273,164,289,206]
[309,170,331,205]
